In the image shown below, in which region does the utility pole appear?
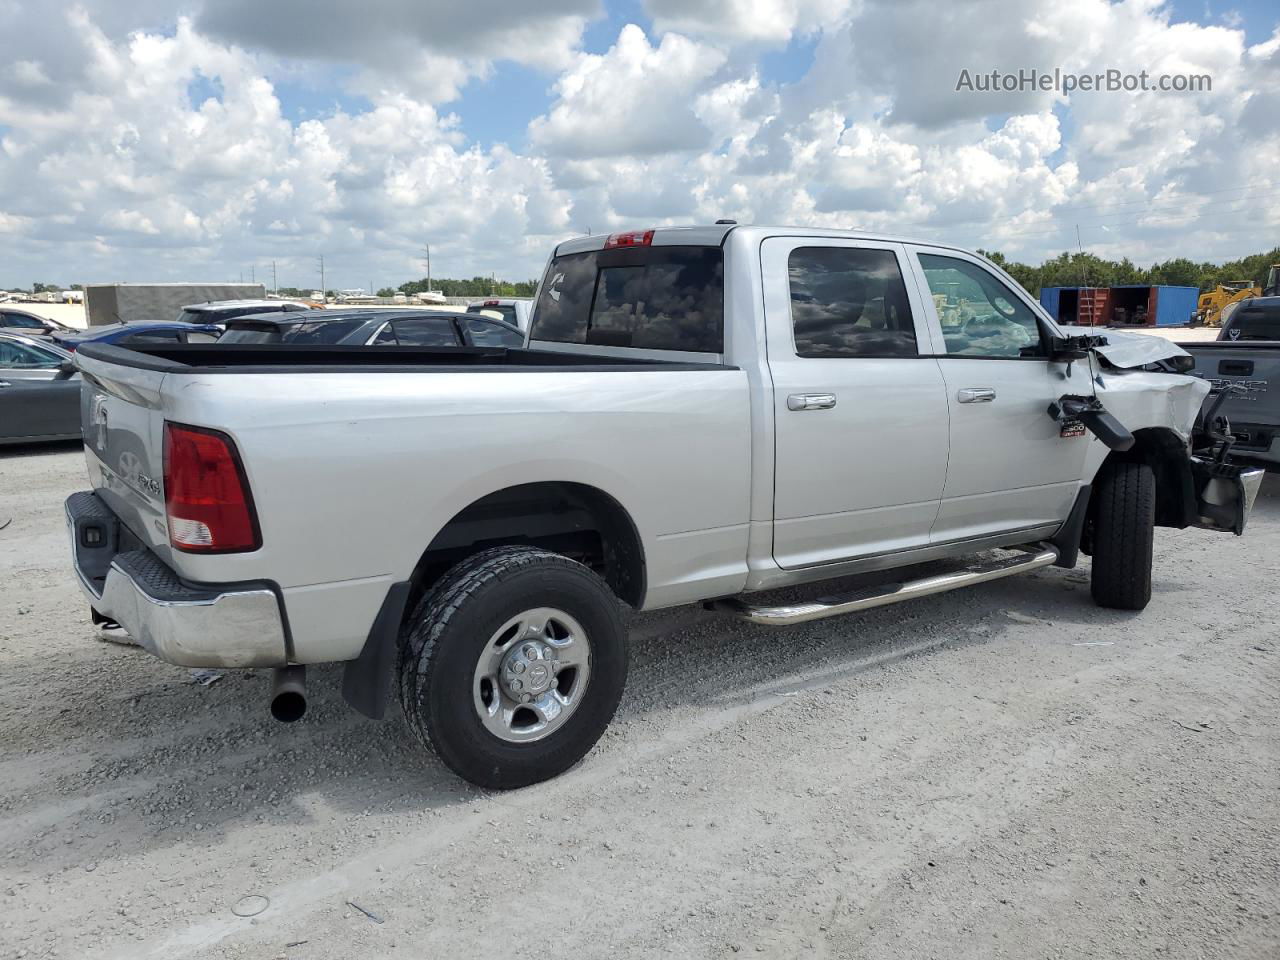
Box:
[423,244,431,293]
[317,255,325,301]
[271,260,277,296]
[250,265,255,284]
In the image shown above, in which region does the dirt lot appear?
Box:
[2,444,1278,960]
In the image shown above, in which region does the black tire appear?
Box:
[397,546,627,789]
[1090,460,1155,611]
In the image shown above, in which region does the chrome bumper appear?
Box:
[1190,459,1266,537]
[65,492,288,668]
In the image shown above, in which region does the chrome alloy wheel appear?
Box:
[472,607,592,743]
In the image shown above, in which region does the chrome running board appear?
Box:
[715,544,1059,626]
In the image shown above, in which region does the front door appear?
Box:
[907,247,1088,543]
[764,237,951,569]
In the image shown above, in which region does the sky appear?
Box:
[0,0,1278,291]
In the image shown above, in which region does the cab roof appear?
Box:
[553,224,977,258]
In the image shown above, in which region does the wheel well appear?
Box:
[1095,427,1195,529]
[407,482,646,610]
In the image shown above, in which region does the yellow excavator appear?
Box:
[1197,264,1280,326]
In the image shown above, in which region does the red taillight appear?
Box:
[163,422,260,553]
[604,229,654,249]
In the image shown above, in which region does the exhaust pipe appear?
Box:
[270,665,307,722]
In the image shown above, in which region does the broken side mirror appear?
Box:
[53,359,77,380]
[1046,332,1106,364]
[1048,394,1135,451]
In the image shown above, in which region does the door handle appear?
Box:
[787,393,837,411]
[957,387,996,404]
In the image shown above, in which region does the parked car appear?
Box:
[0,333,80,445]
[64,224,1263,790]
[0,307,76,338]
[1181,297,1280,464]
[50,321,221,352]
[175,299,317,325]
[467,298,533,331]
[217,308,524,347]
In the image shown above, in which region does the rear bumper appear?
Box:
[65,491,288,668]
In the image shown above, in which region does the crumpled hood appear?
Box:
[1056,324,1191,369]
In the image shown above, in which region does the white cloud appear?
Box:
[644,0,848,44]
[0,0,1278,289]
[529,25,728,158]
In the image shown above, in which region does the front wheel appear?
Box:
[1090,460,1155,611]
[398,546,628,788]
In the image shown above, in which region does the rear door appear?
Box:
[764,237,950,568]
[0,379,80,441]
[906,247,1087,542]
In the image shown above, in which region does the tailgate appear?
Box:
[76,347,172,558]
[1183,343,1280,426]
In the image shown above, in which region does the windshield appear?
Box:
[220,318,368,344]
[530,245,723,353]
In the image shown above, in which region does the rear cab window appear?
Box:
[530,245,723,354]
[468,303,519,326]
[1225,305,1280,341]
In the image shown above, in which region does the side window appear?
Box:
[123,331,181,344]
[3,313,44,329]
[391,317,460,347]
[465,318,523,347]
[370,323,397,345]
[0,340,59,368]
[788,247,917,358]
[918,254,1043,358]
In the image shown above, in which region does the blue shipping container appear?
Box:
[1040,284,1199,327]
[1152,285,1199,326]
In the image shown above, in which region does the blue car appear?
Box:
[49,321,221,352]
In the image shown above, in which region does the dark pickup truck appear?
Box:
[1182,296,1280,465]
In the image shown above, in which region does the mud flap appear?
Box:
[1191,458,1265,535]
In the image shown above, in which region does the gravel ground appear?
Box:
[1,443,1278,960]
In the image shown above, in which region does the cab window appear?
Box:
[0,340,60,368]
[918,254,1043,358]
[787,247,917,358]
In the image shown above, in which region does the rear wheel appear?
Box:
[1090,461,1155,611]
[398,546,627,788]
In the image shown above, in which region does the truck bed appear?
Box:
[72,338,753,662]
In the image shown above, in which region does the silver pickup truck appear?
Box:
[65,224,1263,788]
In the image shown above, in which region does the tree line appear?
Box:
[981,246,1280,298]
